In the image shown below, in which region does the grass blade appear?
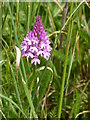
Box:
[58,2,73,118]
[0,94,26,117]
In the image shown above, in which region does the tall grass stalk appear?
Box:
[61,0,84,31]
[7,1,27,83]
[2,7,8,33]
[65,31,79,104]
[0,37,9,49]
[10,11,12,46]
[83,4,89,34]
[16,0,19,34]
[58,2,73,118]
[47,3,56,31]
[27,2,30,33]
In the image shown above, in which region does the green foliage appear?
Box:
[0,1,89,119]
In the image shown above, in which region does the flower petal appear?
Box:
[31,58,40,65]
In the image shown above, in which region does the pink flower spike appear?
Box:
[21,16,52,65]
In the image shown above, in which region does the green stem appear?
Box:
[30,65,35,92]
[10,16,12,46]
[16,0,19,34]
[47,3,56,31]
[58,3,73,118]
[0,37,9,49]
[83,4,89,34]
[65,30,78,104]
[27,2,30,33]
[2,8,8,33]
[19,68,37,118]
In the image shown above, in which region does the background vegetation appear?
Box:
[0,1,90,119]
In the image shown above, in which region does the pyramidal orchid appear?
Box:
[21,16,52,65]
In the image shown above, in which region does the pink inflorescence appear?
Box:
[21,16,52,65]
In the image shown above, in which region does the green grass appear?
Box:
[0,1,90,119]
